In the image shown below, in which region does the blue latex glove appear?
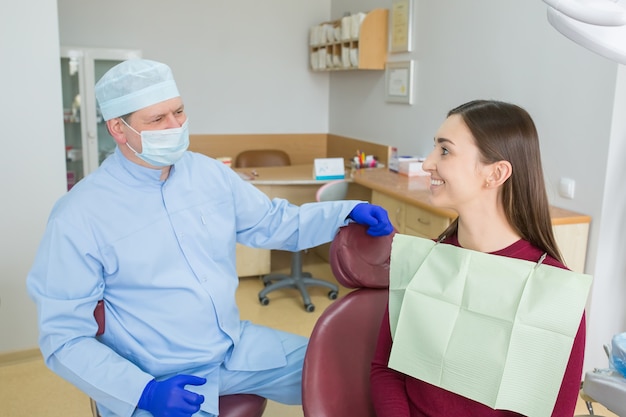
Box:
[348,203,394,236]
[138,374,206,417]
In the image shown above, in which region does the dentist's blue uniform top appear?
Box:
[27,147,360,417]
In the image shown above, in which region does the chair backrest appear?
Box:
[302,223,395,417]
[234,149,291,168]
[315,179,349,202]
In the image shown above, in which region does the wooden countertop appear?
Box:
[351,168,591,226]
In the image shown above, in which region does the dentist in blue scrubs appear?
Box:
[27,59,393,417]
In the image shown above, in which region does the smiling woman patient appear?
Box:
[369,100,586,417]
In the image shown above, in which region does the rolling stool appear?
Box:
[258,180,349,312]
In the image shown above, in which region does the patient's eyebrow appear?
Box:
[434,137,455,146]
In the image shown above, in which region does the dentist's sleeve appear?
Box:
[227,171,361,250]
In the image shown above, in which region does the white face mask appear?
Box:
[121,118,189,167]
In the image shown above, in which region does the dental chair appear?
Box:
[302,222,396,417]
[259,180,348,312]
[91,302,267,417]
[578,344,626,416]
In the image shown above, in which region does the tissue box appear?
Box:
[314,157,345,180]
[399,159,427,177]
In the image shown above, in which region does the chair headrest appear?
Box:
[329,223,396,289]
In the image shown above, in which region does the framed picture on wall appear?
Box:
[385,60,414,105]
[390,0,413,53]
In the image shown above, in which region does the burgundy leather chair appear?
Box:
[234,149,291,168]
[91,304,267,417]
[302,223,396,417]
[91,395,265,417]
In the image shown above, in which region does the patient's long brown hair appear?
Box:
[436,100,563,264]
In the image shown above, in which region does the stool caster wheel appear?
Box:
[328,290,338,300]
[305,303,315,313]
[259,296,270,306]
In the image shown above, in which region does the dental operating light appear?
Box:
[543,0,626,64]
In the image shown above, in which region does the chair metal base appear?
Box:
[259,251,338,312]
[575,388,599,416]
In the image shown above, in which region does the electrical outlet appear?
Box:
[559,177,575,199]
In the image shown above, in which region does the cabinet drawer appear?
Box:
[405,205,450,239]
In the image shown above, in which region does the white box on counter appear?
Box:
[388,147,428,176]
[313,157,345,180]
[389,152,418,172]
[398,159,428,176]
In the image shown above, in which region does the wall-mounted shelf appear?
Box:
[309,8,388,71]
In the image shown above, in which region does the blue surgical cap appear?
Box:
[95,59,180,121]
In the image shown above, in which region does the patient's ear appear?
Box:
[487,160,512,187]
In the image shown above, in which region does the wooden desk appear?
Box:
[236,164,322,184]
[351,168,591,273]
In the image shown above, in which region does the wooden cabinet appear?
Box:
[405,204,452,239]
[552,220,590,274]
[309,9,388,71]
[236,244,271,278]
[372,191,453,239]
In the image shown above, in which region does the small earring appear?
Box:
[485,181,490,187]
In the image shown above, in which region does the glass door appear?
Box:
[60,54,85,190]
[94,59,125,165]
[60,47,141,191]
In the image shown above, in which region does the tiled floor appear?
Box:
[0,250,617,417]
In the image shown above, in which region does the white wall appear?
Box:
[0,0,67,352]
[57,0,332,134]
[330,0,623,372]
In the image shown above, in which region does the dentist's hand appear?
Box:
[348,203,394,237]
[138,374,206,417]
